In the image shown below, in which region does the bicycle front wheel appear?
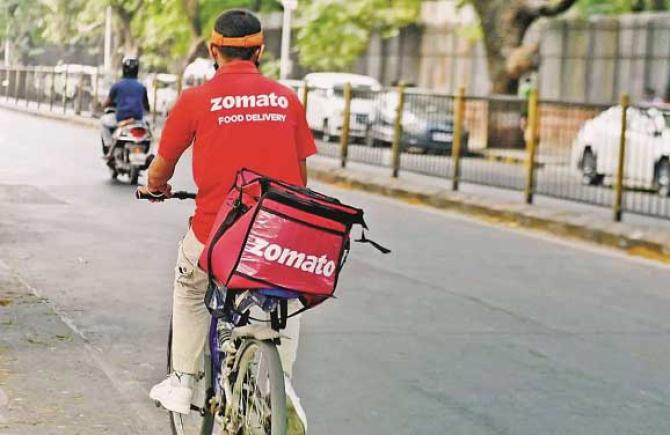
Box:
[167,319,213,435]
[229,340,286,435]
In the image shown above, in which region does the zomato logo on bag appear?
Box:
[244,235,337,277]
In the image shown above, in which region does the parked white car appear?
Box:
[571,105,670,195]
[183,58,215,88]
[303,72,381,141]
[278,79,304,96]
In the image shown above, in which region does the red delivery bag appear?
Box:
[199,168,387,311]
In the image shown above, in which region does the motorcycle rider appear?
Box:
[141,9,315,433]
[100,57,151,156]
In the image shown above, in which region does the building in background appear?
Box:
[263,1,670,104]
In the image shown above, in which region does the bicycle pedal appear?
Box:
[208,397,219,415]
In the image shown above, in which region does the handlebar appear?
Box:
[135,190,196,201]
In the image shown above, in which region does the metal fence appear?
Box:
[0,65,177,125]
[292,81,670,222]
[0,66,105,117]
[3,65,670,222]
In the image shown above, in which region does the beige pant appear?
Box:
[171,228,301,377]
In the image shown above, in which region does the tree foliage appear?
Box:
[1,0,49,63]
[295,0,420,71]
[4,0,669,89]
[466,0,580,94]
[577,0,668,14]
[464,0,668,94]
[1,0,279,70]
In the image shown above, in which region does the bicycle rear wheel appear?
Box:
[229,340,286,435]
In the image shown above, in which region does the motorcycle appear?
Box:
[101,107,154,185]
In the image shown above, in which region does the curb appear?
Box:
[469,151,544,168]
[0,102,99,128]
[308,162,670,263]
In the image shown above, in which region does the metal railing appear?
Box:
[0,65,174,125]
[3,65,670,223]
[295,82,670,222]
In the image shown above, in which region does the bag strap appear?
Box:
[355,229,391,254]
[270,299,288,330]
[205,188,247,317]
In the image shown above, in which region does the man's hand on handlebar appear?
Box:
[136,187,196,201]
[137,183,172,202]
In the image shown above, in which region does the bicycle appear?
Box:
[137,190,290,435]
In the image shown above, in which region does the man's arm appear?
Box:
[104,84,117,108]
[144,155,176,195]
[138,90,196,196]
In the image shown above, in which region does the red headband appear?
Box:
[211,30,264,47]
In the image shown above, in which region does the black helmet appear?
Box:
[122,57,139,78]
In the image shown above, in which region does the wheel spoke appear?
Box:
[231,342,282,435]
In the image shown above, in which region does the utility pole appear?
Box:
[279,0,297,79]
[103,5,113,78]
[3,25,9,66]
[4,2,18,66]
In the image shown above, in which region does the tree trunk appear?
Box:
[111,6,137,57]
[185,37,208,65]
[182,0,202,38]
[471,0,526,94]
[632,0,646,11]
[180,0,207,68]
[120,19,137,57]
[379,36,388,84]
[650,0,666,11]
[470,0,578,95]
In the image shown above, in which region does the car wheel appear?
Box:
[365,130,375,147]
[322,120,332,142]
[370,137,385,148]
[581,149,602,186]
[656,159,670,197]
[461,131,469,156]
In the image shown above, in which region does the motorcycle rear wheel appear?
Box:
[129,168,140,185]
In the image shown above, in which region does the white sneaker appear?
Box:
[149,372,194,414]
[285,376,307,434]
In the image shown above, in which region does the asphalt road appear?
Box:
[2,107,670,434]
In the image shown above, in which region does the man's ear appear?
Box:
[209,43,219,62]
[254,45,265,63]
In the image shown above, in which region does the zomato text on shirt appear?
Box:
[218,113,287,125]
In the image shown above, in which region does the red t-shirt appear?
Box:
[158,61,317,243]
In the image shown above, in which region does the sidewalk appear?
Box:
[308,155,670,261]
[0,261,145,434]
